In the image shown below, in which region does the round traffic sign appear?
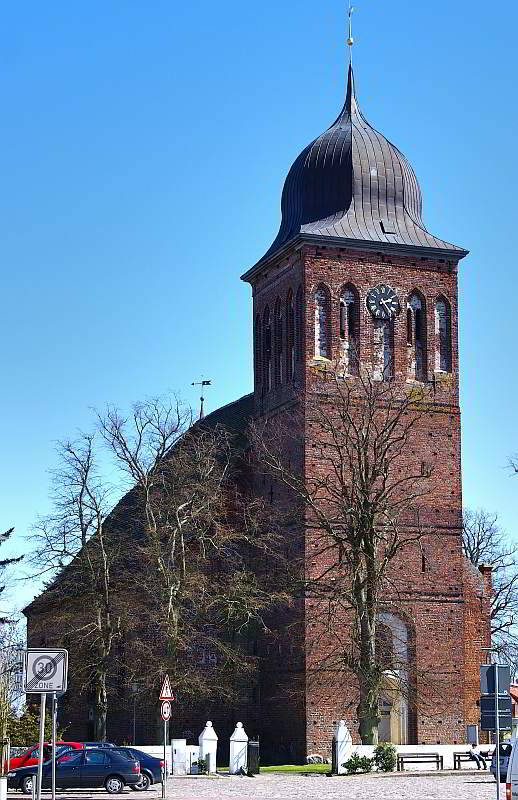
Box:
[161,700,172,721]
[33,655,58,681]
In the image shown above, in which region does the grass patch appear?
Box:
[260,763,329,774]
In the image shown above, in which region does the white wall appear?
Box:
[134,746,172,775]
[351,743,496,771]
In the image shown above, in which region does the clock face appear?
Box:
[366,285,400,319]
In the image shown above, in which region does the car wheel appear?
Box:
[105,776,124,794]
[21,776,35,795]
[136,773,151,791]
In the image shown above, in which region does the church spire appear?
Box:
[345,63,355,115]
[347,1,354,66]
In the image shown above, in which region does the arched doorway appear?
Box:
[378,613,409,745]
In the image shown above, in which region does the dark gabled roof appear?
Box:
[242,65,467,280]
[195,393,254,447]
[23,395,255,617]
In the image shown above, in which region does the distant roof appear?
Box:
[243,65,467,280]
[196,393,254,442]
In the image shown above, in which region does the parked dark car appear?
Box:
[113,749,163,791]
[7,748,140,794]
[82,742,116,748]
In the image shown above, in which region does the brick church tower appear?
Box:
[23,47,491,758]
[242,65,492,754]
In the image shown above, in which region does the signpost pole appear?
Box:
[162,719,167,800]
[51,693,57,800]
[495,664,500,800]
[36,693,46,800]
[159,674,174,800]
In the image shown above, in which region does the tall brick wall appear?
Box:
[250,240,491,752]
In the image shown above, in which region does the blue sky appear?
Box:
[1,0,517,610]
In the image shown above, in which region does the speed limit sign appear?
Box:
[23,649,68,693]
[161,700,172,721]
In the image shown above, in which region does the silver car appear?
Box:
[490,742,512,782]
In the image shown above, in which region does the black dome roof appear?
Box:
[255,66,466,267]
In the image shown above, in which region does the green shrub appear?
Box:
[343,753,373,774]
[373,742,397,772]
[193,757,208,774]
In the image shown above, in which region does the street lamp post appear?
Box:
[131,684,138,745]
[483,647,502,800]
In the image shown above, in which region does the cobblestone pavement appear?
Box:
[7,773,499,800]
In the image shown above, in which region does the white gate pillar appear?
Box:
[229,722,248,774]
[335,720,352,775]
[199,721,218,773]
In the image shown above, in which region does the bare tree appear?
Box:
[28,435,124,740]
[0,529,22,624]
[463,508,518,670]
[0,619,23,774]
[97,398,289,707]
[251,370,436,744]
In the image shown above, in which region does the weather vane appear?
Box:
[347,1,354,65]
[191,378,212,420]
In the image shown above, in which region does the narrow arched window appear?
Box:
[263,306,272,391]
[286,290,295,381]
[435,297,452,372]
[274,297,283,386]
[314,285,331,359]
[340,284,360,376]
[255,315,262,389]
[407,291,427,381]
[295,285,303,364]
[374,319,394,381]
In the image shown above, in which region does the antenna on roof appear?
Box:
[191,378,212,420]
[347,1,355,66]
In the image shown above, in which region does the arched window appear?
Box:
[435,296,452,372]
[295,285,303,364]
[407,291,427,381]
[376,623,394,670]
[274,297,283,386]
[286,290,295,381]
[340,284,360,375]
[263,306,272,391]
[374,319,394,380]
[314,285,331,359]
[255,315,262,389]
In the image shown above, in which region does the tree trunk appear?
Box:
[357,695,380,745]
[95,674,108,741]
[355,561,380,744]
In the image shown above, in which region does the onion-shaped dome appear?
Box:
[258,66,466,264]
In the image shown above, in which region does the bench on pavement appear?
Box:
[396,752,443,771]
[453,752,474,770]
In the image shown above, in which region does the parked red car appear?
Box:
[9,742,83,770]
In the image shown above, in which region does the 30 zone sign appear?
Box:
[23,649,68,694]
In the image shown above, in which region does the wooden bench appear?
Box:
[453,751,474,770]
[397,752,443,771]
[453,748,495,770]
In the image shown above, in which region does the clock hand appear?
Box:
[380,298,391,314]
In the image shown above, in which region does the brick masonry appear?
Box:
[24,241,491,761]
[249,241,492,754]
